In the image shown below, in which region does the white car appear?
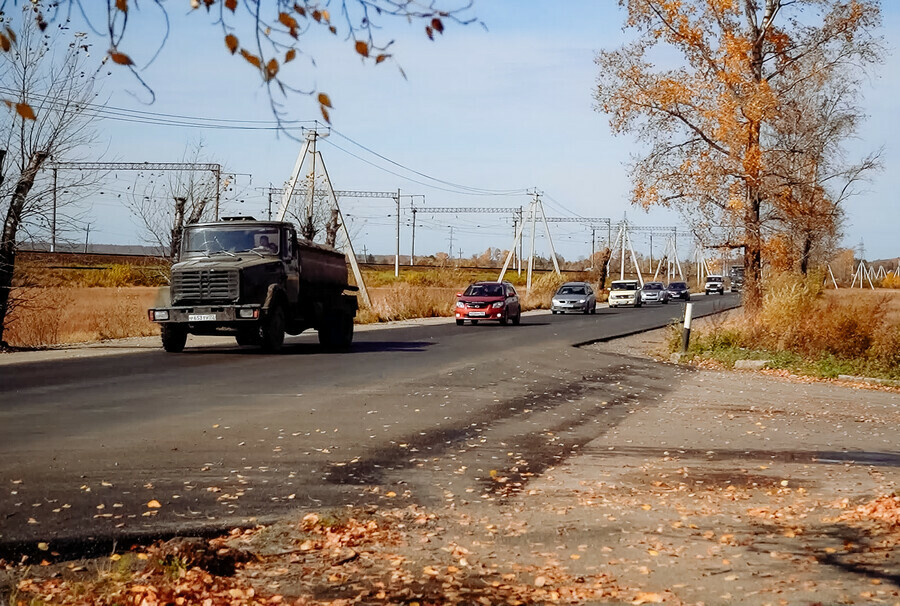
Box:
[705,275,725,295]
[608,280,642,308]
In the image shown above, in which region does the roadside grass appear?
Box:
[673,272,900,381]
[4,287,162,348]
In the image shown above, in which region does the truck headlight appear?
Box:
[152,310,169,321]
[238,308,259,319]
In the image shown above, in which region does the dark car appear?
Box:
[551,282,597,314]
[640,281,669,304]
[665,281,691,301]
[455,281,521,326]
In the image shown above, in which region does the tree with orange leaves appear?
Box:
[595,0,883,312]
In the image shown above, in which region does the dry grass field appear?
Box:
[4,287,164,348]
[8,256,896,352]
[4,260,583,348]
[3,273,574,348]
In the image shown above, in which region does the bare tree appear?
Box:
[125,140,224,260]
[0,19,101,346]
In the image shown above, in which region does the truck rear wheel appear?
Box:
[260,304,286,353]
[161,324,188,353]
[319,311,353,351]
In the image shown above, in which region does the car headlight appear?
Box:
[456,301,465,308]
[552,299,561,305]
[578,299,586,303]
[491,301,504,308]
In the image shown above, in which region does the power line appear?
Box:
[328,128,528,197]
[0,87,316,131]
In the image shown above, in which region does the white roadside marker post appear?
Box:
[681,302,694,354]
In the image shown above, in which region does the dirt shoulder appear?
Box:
[4,327,899,605]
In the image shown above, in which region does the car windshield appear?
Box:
[668,283,687,289]
[707,276,723,282]
[463,283,504,297]
[182,226,280,258]
[557,285,586,295]
[642,283,663,290]
[611,281,639,291]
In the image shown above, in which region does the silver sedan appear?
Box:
[551,282,597,314]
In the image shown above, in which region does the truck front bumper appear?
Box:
[148,305,262,324]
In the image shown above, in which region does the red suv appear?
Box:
[455,281,521,326]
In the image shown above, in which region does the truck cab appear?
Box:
[149,218,357,353]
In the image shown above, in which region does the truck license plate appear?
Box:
[189,313,217,322]
[469,311,486,317]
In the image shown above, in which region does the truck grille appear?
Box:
[173,269,239,302]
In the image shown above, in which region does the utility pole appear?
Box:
[448,225,454,257]
[512,215,518,272]
[51,167,58,253]
[649,233,653,274]
[394,188,401,277]
[267,186,273,220]
[590,226,597,270]
[410,205,417,267]
[305,131,318,239]
[83,223,91,253]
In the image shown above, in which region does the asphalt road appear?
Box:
[0,294,740,560]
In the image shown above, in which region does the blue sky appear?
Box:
[52,1,899,262]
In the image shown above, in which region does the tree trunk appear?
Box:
[324,207,340,248]
[799,234,813,275]
[596,247,612,293]
[170,196,186,260]
[0,151,49,346]
[743,185,763,314]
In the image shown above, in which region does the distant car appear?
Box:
[456,281,521,325]
[705,274,725,295]
[551,282,597,314]
[640,281,669,304]
[608,280,642,308]
[665,281,691,301]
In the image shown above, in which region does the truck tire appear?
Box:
[260,304,286,353]
[161,324,188,353]
[235,329,260,347]
[319,310,353,351]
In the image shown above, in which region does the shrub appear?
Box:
[881,272,900,289]
[679,272,900,380]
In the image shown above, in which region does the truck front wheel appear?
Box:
[161,324,188,353]
[260,304,286,353]
[235,329,260,347]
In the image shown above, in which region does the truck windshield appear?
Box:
[182,227,280,258]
